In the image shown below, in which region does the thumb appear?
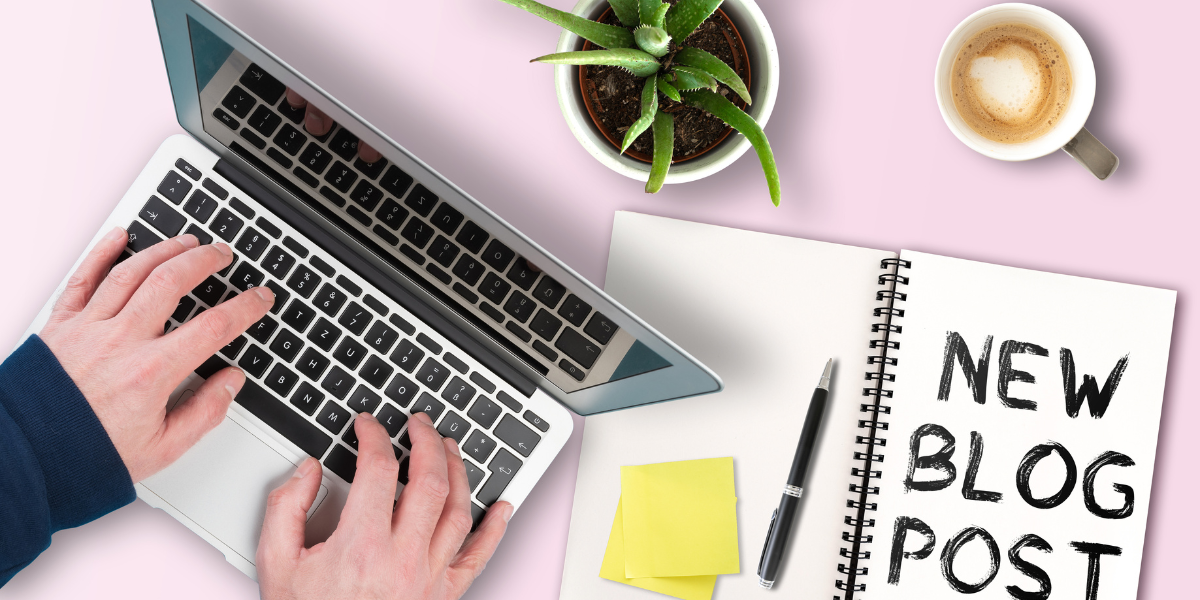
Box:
[143,367,244,480]
[258,457,322,568]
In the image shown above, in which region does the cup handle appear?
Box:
[1062,127,1118,180]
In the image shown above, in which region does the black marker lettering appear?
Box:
[1016,442,1077,509]
[1083,451,1136,519]
[998,340,1048,410]
[962,431,1002,502]
[1007,534,1053,600]
[1060,349,1129,418]
[1071,541,1122,600]
[938,332,993,404]
[887,516,936,585]
[940,526,1000,593]
[905,424,957,492]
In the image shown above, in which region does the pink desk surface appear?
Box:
[0,0,1194,598]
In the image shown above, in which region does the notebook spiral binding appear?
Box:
[834,257,910,599]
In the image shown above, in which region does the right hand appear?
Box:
[257,411,512,600]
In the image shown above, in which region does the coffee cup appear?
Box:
[934,3,1118,179]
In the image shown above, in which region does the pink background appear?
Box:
[0,0,1194,598]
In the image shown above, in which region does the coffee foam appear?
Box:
[951,23,1071,144]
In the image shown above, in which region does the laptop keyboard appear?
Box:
[210,63,616,386]
[127,157,556,521]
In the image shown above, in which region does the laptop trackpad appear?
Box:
[142,416,328,565]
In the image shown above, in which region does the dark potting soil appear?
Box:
[582,6,750,161]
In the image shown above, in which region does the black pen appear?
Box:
[757,358,833,589]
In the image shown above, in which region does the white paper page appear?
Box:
[862,251,1176,600]
[559,212,895,599]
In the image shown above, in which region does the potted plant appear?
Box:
[501,0,781,205]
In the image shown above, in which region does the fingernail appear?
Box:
[105,225,126,242]
[502,502,514,522]
[293,457,317,479]
[358,412,375,422]
[178,234,200,249]
[224,368,246,399]
[306,111,323,134]
[413,411,433,426]
[446,439,461,457]
[254,286,275,304]
[215,243,233,257]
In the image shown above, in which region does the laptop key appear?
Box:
[171,296,196,322]
[240,128,267,150]
[238,344,273,378]
[585,312,618,345]
[247,315,278,344]
[140,196,186,237]
[389,339,425,373]
[354,156,388,180]
[427,236,460,268]
[338,302,372,335]
[380,165,414,198]
[184,224,213,246]
[529,309,562,341]
[478,449,522,505]
[267,148,293,169]
[209,208,244,242]
[235,228,271,261]
[342,421,359,450]
[376,199,409,231]
[404,184,438,217]
[430,203,464,235]
[376,403,408,437]
[290,382,324,416]
[415,359,450,392]
[323,444,357,482]
[412,393,445,422]
[236,379,331,458]
[321,366,356,400]
[455,221,489,255]
[286,264,322,298]
[262,281,288,315]
[183,190,217,223]
[230,263,265,292]
[324,161,358,193]
[503,292,536,323]
[359,355,394,389]
[274,123,307,155]
[261,246,296,280]
[175,158,201,180]
[557,294,591,327]
[496,391,522,413]
[555,328,601,369]
[281,300,316,332]
[559,359,585,381]
[220,335,248,360]
[316,400,351,435]
[467,396,502,429]
[332,337,368,370]
[416,333,442,354]
[296,348,331,382]
[350,180,383,211]
[329,128,360,161]
[532,340,558,362]
[193,276,227,306]
[533,276,566,308]
[494,414,540,457]
[452,255,486,286]
[213,108,240,130]
[264,364,300,397]
[479,273,511,305]
[309,256,335,277]
[388,314,416,336]
[314,283,349,316]
[239,63,286,105]
[481,239,515,272]
[479,303,504,324]
[221,85,255,118]
[347,385,382,414]
[464,459,486,491]
[401,219,434,249]
[248,105,282,137]
[505,323,532,343]
[437,412,471,444]
[452,283,478,304]
[278,97,305,124]
[384,373,419,407]
[523,410,550,432]
[307,318,342,351]
[269,328,304,362]
[441,377,476,410]
[468,373,496,395]
[299,143,332,175]
[364,321,399,354]
[506,260,539,291]
[157,171,192,204]
[463,430,498,464]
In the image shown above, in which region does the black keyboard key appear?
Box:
[336,275,362,297]
[247,315,278,344]
[332,337,368,370]
[307,318,342,351]
[195,355,228,379]
[209,208,244,242]
[238,343,274,378]
[221,85,255,118]
[481,239,515,272]
[479,272,511,305]
[452,255,486,286]
[314,283,349,316]
[559,359,585,381]
[427,264,451,284]
[503,292,536,323]
[376,403,408,437]
[376,199,409,231]
[359,355,394,389]
[399,244,426,265]
[282,236,310,259]
[230,262,265,292]
[463,429,498,464]
[202,178,229,200]
[278,96,305,124]
[290,382,324,415]
[184,224,213,246]
[384,373,419,407]
[157,171,192,205]
[350,180,383,211]
[479,303,504,323]
[585,313,618,345]
[441,377,476,410]
[316,400,351,435]
[364,321,399,354]
[193,276,227,306]
[183,190,217,223]
[389,339,424,373]
[240,128,267,149]
[506,260,538,291]
[217,254,236,278]
[452,283,478,304]
[523,410,550,432]
[343,203,369,226]
[444,353,468,374]
[464,459,486,491]
[269,328,304,362]
[411,393,445,422]
[404,184,438,216]
[455,221,489,254]
[342,422,359,451]
[236,379,331,458]
[239,63,286,105]
[437,412,471,444]
[229,198,254,218]
[505,323,532,343]
[220,335,247,360]
[532,276,566,308]
[416,333,442,354]
[299,143,332,174]
[324,444,357,483]
[389,314,416,336]
[281,300,316,332]
[469,373,496,394]
[261,246,296,280]
[329,128,360,160]
[426,236,460,268]
[399,456,411,484]
[256,218,282,239]
[529,309,562,341]
[296,348,331,382]
[558,294,591,327]
[286,264,322,298]
[309,256,335,277]
[400,219,434,249]
[293,166,319,187]
[380,165,414,198]
[213,108,240,130]
[467,397,502,429]
[373,224,399,246]
[262,280,289,315]
[478,449,522,505]
[494,414,540,457]
[338,302,372,336]
[171,295,197,322]
[354,156,388,180]
[140,196,186,237]
[267,147,293,169]
[555,328,601,369]
[429,203,463,234]
[235,228,271,261]
[324,161,358,193]
[363,294,388,316]
[497,391,522,413]
[264,364,300,397]
[347,385,382,414]
[273,123,307,155]
[321,366,356,400]
[175,158,200,180]
[415,358,450,392]
[533,340,558,362]
[248,105,282,137]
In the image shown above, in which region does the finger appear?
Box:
[429,438,474,570]
[285,87,308,109]
[358,142,382,164]
[155,286,274,383]
[304,104,333,136]
[257,457,322,569]
[446,501,512,595]
[151,367,245,479]
[392,412,450,550]
[119,243,234,332]
[52,226,128,319]
[86,234,198,320]
[338,414,399,532]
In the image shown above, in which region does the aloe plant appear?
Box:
[501,0,781,206]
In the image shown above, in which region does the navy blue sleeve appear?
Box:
[0,335,135,586]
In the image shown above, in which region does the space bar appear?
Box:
[234,380,332,459]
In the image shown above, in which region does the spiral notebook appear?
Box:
[559,212,1175,600]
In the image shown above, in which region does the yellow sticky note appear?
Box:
[621,457,739,578]
[600,498,718,600]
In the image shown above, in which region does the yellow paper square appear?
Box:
[600,498,718,600]
[620,457,739,578]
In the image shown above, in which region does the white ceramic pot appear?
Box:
[553,0,779,184]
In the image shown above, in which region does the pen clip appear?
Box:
[758,508,778,575]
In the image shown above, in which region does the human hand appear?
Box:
[257,411,512,600]
[285,88,382,163]
[39,227,274,482]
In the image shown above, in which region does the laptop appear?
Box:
[17,0,721,580]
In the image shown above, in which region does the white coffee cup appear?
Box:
[934,3,1117,179]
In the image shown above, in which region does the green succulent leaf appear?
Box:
[664,0,723,42]
[501,0,634,49]
[656,77,681,101]
[646,111,674,193]
[682,89,781,206]
[671,65,718,92]
[531,49,661,77]
[651,3,670,28]
[621,75,659,154]
[639,0,664,26]
[634,25,671,58]
[607,0,640,27]
[673,47,751,104]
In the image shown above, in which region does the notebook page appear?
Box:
[559,212,894,599]
[863,251,1175,599]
